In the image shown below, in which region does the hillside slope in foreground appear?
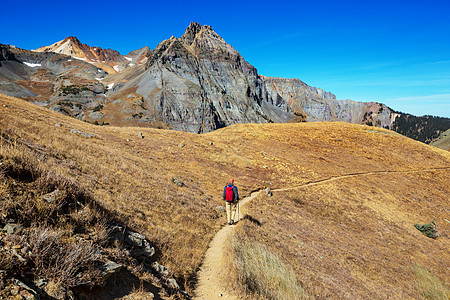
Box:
[0,94,449,298]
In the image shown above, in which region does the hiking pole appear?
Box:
[237,199,240,223]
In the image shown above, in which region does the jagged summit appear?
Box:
[35,36,82,56]
[181,22,215,45]
[146,22,241,69]
[36,36,113,58]
[34,36,150,74]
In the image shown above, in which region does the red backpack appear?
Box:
[225,186,234,202]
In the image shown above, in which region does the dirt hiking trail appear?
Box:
[194,190,261,299]
[193,167,450,299]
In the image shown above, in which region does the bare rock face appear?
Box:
[113,22,293,133]
[0,44,18,64]
[35,36,129,73]
[261,76,397,128]
[126,46,151,65]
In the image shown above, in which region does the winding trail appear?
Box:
[193,167,450,299]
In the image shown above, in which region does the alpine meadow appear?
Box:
[0,19,449,300]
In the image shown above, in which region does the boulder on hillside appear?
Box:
[3,224,23,235]
[98,260,122,280]
[42,189,63,203]
[70,128,95,138]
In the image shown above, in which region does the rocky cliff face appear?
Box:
[111,22,293,133]
[261,76,397,128]
[126,46,152,65]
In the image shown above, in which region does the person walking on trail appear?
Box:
[223,178,239,225]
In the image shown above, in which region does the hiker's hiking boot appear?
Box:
[227,222,232,225]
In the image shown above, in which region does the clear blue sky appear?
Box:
[2,0,449,117]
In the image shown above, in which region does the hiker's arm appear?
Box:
[234,186,239,200]
[222,186,226,200]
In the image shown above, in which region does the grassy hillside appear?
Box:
[1,94,449,298]
[430,128,450,151]
[229,170,449,299]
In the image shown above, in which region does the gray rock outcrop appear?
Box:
[109,225,156,258]
[70,128,95,138]
[42,189,62,203]
[113,22,293,133]
[98,260,122,280]
[261,76,397,127]
[3,224,23,235]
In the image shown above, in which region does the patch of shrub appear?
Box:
[414,221,438,239]
[58,101,74,108]
[94,121,109,126]
[25,227,104,288]
[93,104,103,112]
[61,85,90,95]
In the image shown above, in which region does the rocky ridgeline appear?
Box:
[35,36,127,64]
[261,76,397,127]
[0,23,449,140]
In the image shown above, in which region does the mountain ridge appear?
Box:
[35,36,148,74]
[0,22,449,142]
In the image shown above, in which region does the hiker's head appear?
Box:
[229,178,234,184]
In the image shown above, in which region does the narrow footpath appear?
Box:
[193,167,450,299]
[194,190,261,299]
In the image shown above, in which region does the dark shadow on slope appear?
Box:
[74,268,163,300]
[242,214,262,226]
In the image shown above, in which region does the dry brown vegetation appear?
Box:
[430,129,450,151]
[1,93,449,298]
[234,170,449,298]
[224,227,309,299]
[412,264,449,299]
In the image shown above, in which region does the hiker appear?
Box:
[223,178,239,225]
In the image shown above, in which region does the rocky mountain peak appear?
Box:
[182,22,203,43]
[0,44,17,63]
[181,22,215,45]
[64,36,82,45]
[34,36,128,73]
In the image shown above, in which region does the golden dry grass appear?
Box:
[1,93,449,297]
[237,170,449,299]
[430,129,450,151]
[412,265,449,300]
[223,227,309,299]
